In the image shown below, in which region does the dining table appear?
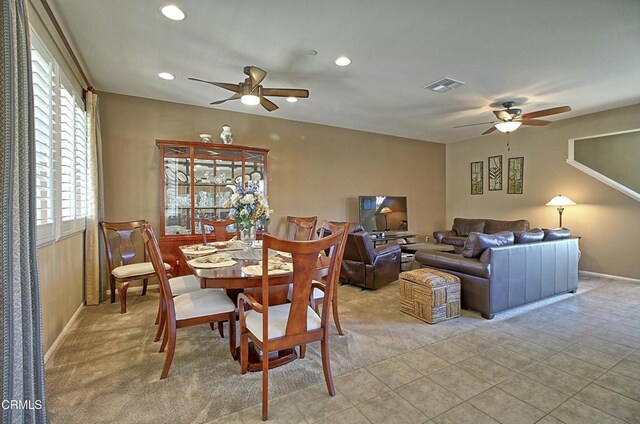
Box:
[180,242,330,372]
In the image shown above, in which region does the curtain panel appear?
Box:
[1,0,49,422]
[84,91,104,305]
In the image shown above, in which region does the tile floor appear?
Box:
[210,276,640,423]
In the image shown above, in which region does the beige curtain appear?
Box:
[84,91,103,305]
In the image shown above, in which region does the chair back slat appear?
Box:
[201,218,235,244]
[99,220,148,269]
[261,230,344,339]
[285,216,317,241]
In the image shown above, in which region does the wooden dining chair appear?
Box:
[310,221,350,336]
[201,218,236,244]
[100,220,173,313]
[285,216,317,241]
[238,230,345,420]
[142,224,236,379]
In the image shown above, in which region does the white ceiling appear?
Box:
[50,0,640,143]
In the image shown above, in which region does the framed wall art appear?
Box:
[471,161,483,195]
[507,157,524,194]
[488,155,502,191]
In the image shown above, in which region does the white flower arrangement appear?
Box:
[222,181,272,230]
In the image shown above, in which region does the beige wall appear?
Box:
[575,130,640,193]
[38,234,85,352]
[446,103,640,279]
[98,93,446,240]
[28,0,86,353]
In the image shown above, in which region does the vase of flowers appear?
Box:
[222,181,272,249]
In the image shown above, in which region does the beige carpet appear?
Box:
[45,278,599,423]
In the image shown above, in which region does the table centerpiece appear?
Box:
[223,181,272,249]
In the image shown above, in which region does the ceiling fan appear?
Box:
[189,66,309,112]
[455,101,572,135]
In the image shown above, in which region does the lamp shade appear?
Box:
[495,121,522,133]
[379,207,393,214]
[546,195,576,207]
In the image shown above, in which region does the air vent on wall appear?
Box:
[423,77,465,93]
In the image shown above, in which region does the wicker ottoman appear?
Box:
[399,268,461,324]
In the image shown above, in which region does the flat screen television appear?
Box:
[358,195,408,233]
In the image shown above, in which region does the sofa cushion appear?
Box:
[513,228,545,244]
[452,218,486,236]
[440,236,467,247]
[463,231,515,258]
[484,219,530,234]
[415,251,491,279]
[544,228,571,241]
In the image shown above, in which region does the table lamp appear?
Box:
[380,207,392,231]
[546,195,576,227]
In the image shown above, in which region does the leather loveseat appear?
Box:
[434,218,530,248]
[340,231,401,290]
[416,228,579,319]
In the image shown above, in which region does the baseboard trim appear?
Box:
[106,284,159,295]
[44,302,84,364]
[579,270,640,284]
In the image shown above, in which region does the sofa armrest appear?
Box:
[374,243,400,256]
[433,230,457,243]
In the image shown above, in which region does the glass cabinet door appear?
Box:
[164,156,191,235]
[245,150,267,195]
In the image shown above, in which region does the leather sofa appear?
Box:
[434,218,530,248]
[340,231,401,290]
[415,229,579,319]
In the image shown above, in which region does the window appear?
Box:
[31,31,87,246]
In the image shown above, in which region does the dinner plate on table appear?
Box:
[181,245,218,255]
[241,264,292,276]
[188,259,237,269]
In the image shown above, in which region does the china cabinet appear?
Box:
[156,140,269,274]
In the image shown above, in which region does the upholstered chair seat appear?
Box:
[173,289,235,321]
[245,303,321,341]
[111,262,171,279]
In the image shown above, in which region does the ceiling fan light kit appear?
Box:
[240,94,260,105]
[495,121,522,133]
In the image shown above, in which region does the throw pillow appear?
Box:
[543,228,571,241]
[463,231,515,258]
[514,228,545,244]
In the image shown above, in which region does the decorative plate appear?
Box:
[250,171,262,181]
[177,170,188,183]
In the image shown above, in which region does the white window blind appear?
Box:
[31,36,55,244]
[31,30,88,246]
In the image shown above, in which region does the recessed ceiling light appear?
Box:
[305,50,318,56]
[334,56,351,66]
[286,97,298,103]
[158,72,175,80]
[160,5,185,21]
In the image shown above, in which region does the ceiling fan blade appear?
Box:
[261,88,310,98]
[210,92,241,105]
[188,78,239,93]
[493,110,512,121]
[482,126,497,135]
[244,66,267,91]
[521,106,572,119]
[260,96,279,112]
[453,121,497,128]
[521,119,551,126]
